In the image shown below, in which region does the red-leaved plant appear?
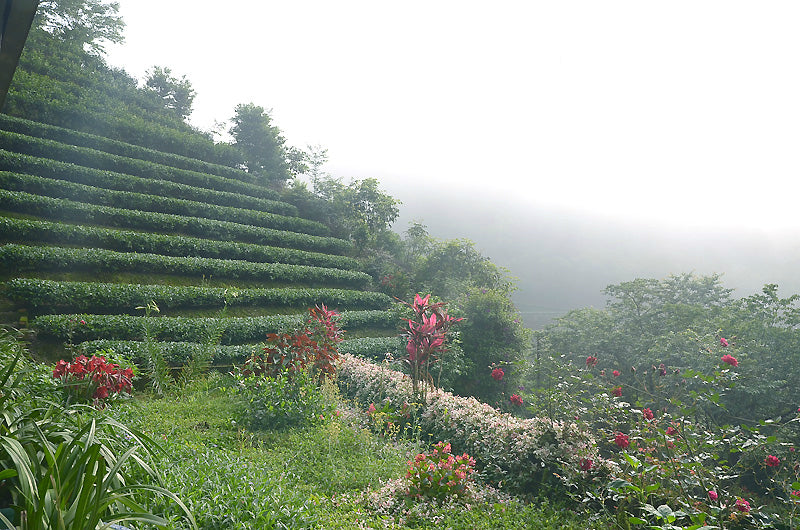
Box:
[52,354,133,407]
[243,304,343,382]
[400,294,462,396]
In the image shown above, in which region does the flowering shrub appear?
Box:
[336,354,606,495]
[406,442,475,501]
[52,353,133,406]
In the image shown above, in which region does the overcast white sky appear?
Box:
[105,1,800,232]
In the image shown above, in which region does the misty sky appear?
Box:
[103,2,800,323]
[105,1,800,231]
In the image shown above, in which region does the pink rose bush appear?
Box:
[336,354,608,494]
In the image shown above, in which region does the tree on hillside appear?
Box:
[144,66,196,120]
[230,103,306,185]
[34,0,124,55]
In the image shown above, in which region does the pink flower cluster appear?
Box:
[764,455,780,467]
[53,354,133,404]
[735,497,751,513]
[509,394,523,406]
[614,432,630,449]
[491,367,504,381]
[406,441,475,500]
[585,355,598,367]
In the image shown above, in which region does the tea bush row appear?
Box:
[337,336,403,359]
[337,354,606,496]
[0,171,328,236]
[32,310,395,344]
[0,244,370,288]
[0,190,350,254]
[0,150,297,215]
[0,218,361,270]
[79,337,400,368]
[6,278,391,314]
[0,131,275,200]
[0,114,250,182]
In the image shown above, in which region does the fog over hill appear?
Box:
[387,185,800,329]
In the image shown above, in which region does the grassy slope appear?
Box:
[111,375,606,530]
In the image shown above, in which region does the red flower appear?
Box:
[93,385,109,400]
[491,367,505,381]
[612,370,620,377]
[791,490,800,497]
[721,354,738,367]
[666,425,677,436]
[720,337,729,347]
[510,394,523,406]
[708,490,718,501]
[642,408,654,420]
[585,355,598,367]
[614,432,630,449]
[579,458,593,471]
[765,455,780,467]
[734,498,751,513]
[612,386,622,397]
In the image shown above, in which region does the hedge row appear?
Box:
[32,310,396,344]
[5,279,392,314]
[0,171,328,236]
[0,218,361,271]
[0,245,370,288]
[0,131,277,201]
[0,190,350,254]
[0,151,297,216]
[78,340,263,368]
[0,114,252,182]
[337,354,605,495]
[77,336,399,368]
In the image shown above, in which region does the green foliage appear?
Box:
[34,0,125,55]
[0,171,327,235]
[229,103,305,184]
[229,368,336,431]
[145,66,196,120]
[0,130,276,200]
[33,310,395,345]
[0,244,370,288]
[6,278,391,315]
[0,217,361,270]
[0,190,351,253]
[453,288,531,403]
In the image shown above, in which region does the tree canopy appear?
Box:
[34,0,124,55]
[144,66,196,120]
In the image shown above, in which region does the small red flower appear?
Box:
[510,394,523,406]
[585,355,598,367]
[614,432,630,449]
[612,386,622,397]
[791,490,800,497]
[734,498,751,513]
[491,367,505,381]
[720,337,729,347]
[666,425,677,436]
[765,455,780,467]
[721,354,738,367]
[612,370,620,377]
[708,490,718,501]
[642,408,654,421]
[579,458,593,471]
[368,403,376,414]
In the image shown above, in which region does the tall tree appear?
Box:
[34,0,124,55]
[229,103,305,185]
[145,66,196,120]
